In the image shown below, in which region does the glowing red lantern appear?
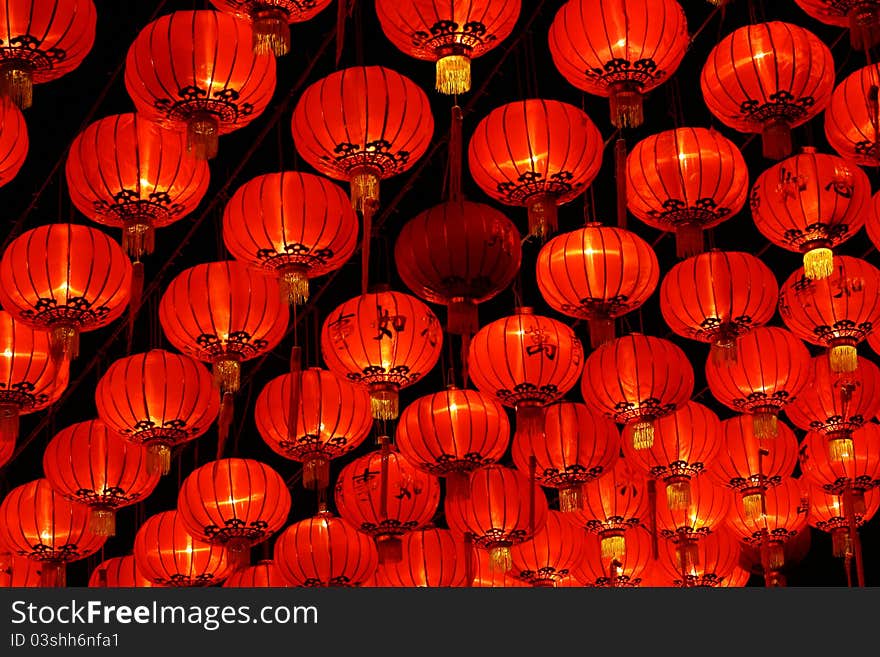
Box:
[626,128,750,257]
[469,542,529,588]
[95,349,220,476]
[0,555,43,587]
[654,474,731,542]
[660,251,778,362]
[124,10,276,160]
[320,288,442,420]
[824,64,880,167]
[580,333,694,449]
[808,484,879,559]
[657,526,740,588]
[254,367,372,490]
[273,511,379,587]
[88,555,153,588]
[223,560,292,588]
[574,525,654,588]
[705,326,811,439]
[133,510,231,587]
[445,464,549,572]
[0,223,132,362]
[42,419,159,537]
[701,21,835,160]
[373,527,468,588]
[509,510,584,587]
[535,225,659,348]
[794,0,880,49]
[208,0,332,56]
[0,0,97,109]
[467,98,603,238]
[0,479,106,586]
[222,171,358,305]
[65,113,210,260]
[0,98,27,186]
[799,424,880,509]
[394,200,522,337]
[548,0,689,128]
[511,401,620,512]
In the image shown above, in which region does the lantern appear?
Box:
[88,555,153,588]
[726,476,809,572]
[623,401,722,511]
[223,560,293,588]
[779,256,880,374]
[95,350,221,476]
[709,415,799,520]
[660,251,778,362]
[445,464,549,572]
[809,485,879,559]
[548,0,689,129]
[0,98,26,185]
[0,223,132,362]
[750,149,870,281]
[375,0,520,95]
[705,326,811,439]
[42,419,160,537]
[738,521,812,584]
[0,310,69,446]
[657,526,741,588]
[254,367,372,490]
[0,0,97,109]
[702,20,836,160]
[509,510,585,587]
[394,200,522,337]
[208,0,332,56]
[794,0,880,50]
[535,224,660,348]
[510,401,620,512]
[0,479,106,586]
[468,541,530,588]
[824,64,880,168]
[373,527,468,588]
[574,525,654,588]
[334,440,441,563]
[133,510,231,587]
[159,261,289,397]
[222,171,358,305]
[719,567,752,588]
[124,10,276,160]
[0,555,43,587]
[395,386,511,494]
[869,192,880,252]
[321,288,442,420]
[65,113,210,260]
[654,475,731,543]
[799,424,880,510]
[626,128,749,257]
[468,307,584,434]
[580,333,694,449]
[273,511,379,587]
[468,98,603,239]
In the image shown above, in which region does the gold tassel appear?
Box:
[0,404,19,446]
[147,443,171,476]
[489,545,512,573]
[279,266,309,305]
[832,527,852,559]
[829,344,858,374]
[675,224,704,259]
[187,112,220,160]
[558,484,584,512]
[752,411,778,439]
[743,489,766,520]
[90,508,116,537]
[226,539,251,572]
[600,533,626,561]
[0,62,33,109]
[251,7,291,57]
[436,55,471,95]
[369,383,399,420]
[609,83,644,129]
[803,247,833,280]
[526,196,558,240]
[49,325,79,363]
[665,479,692,511]
[710,337,738,365]
[39,561,65,588]
[302,455,330,491]
[675,540,700,573]
[122,221,154,259]
[213,359,241,395]
[761,541,785,571]
[828,433,855,462]
[630,419,655,450]
[217,391,234,460]
[350,168,380,215]
[588,318,615,349]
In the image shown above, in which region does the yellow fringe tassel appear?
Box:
[829,344,858,374]
[436,55,471,95]
[630,419,655,450]
[600,533,626,561]
[803,247,833,281]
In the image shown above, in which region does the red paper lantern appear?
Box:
[0,98,27,186]
[654,474,731,541]
[701,21,835,160]
[0,223,132,362]
[626,128,749,257]
[124,10,276,160]
[0,0,97,109]
[373,527,468,588]
[159,261,289,396]
[334,442,441,563]
[222,171,358,305]
[0,479,106,586]
[223,560,292,588]
[574,525,654,588]
[321,288,442,420]
[273,511,379,587]
[445,464,549,572]
[133,510,231,587]
[751,149,870,281]
[622,401,722,512]
[869,191,880,252]
[254,367,372,490]
[509,510,585,587]
[468,544,530,588]
[657,526,741,588]
[95,349,220,476]
[705,326,811,439]
[580,333,694,449]
[794,0,880,50]
[291,65,433,214]
[394,200,522,336]
[511,401,620,512]
[824,64,880,167]
[535,224,659,348]
[548,0,689,128]
[88,555,153,588]
[718,566,752,588]
[660,251,778,362]
[375,0,520,95]
[0,555,43,587]
[208,0,333,56]
[42,419,159,537]
[65,113,210,260]
[467,98,603,238]
[799,424,880,507]
[807,485,880,558]
[779,256,880,374]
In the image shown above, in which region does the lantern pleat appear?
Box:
[808,485,880,557]
[509,511,585,587]
[0,555,45,587]
[800,424,880,499]
[373,528,468,588]
[0,98,27,185]
[794,0,880,49]
[824,63,880,167]
[223,560,293,587]
[654,475,731,541]
[88,555,153,588]
[575,525,653,588]
[658,526,740,588]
